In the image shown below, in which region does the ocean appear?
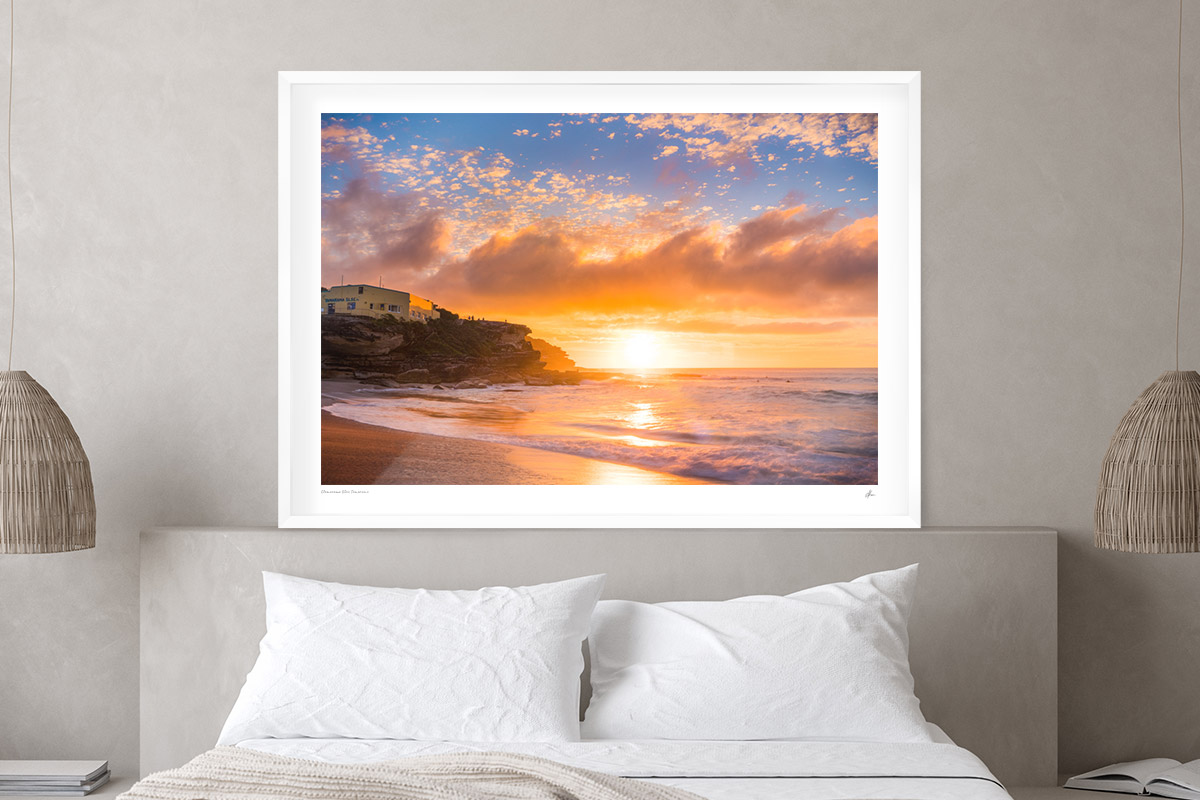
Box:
[324,367,878,485]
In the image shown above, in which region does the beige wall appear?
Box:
[0,0,1196,780]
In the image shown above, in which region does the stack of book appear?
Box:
[0,762,110,796]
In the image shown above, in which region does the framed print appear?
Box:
[279,71,920,528]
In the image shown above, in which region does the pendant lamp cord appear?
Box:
[1177,0,1186,372]
[6,0,14,371]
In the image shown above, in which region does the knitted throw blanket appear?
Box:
[120,746,707,800]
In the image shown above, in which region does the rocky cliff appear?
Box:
[526,337,577,371]
[322,313,581,387]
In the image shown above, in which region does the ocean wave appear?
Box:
[783,389,878,403]
[346,387,502,406]
[522,437,876,485]
[566,421,740,446]
[699,371,872,383]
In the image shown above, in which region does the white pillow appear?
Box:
[218,572,605,745]
[581,565,931,742]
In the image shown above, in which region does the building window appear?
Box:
[358,286,364,294]
[348,301,356,310]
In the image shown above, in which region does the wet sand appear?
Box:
[321,410,712,485]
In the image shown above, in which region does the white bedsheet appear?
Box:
[237,738,1013,800]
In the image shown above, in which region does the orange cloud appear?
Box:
[417,207,876,319]
[323,180,876,322]
[726,206,839,262]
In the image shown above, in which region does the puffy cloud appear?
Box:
[321,123,381,163]
[628,113,878,164]
[322,179,451,283]
[421,207,876,319]
[321,123,376,145]
[716,215,877,311]
[725,206,838,262]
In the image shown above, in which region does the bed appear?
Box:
[218,739,1013,800]
[138,527,1057,799]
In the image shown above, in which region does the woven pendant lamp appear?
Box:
[0,371,95,552]
[1094,0,1198,553]
[1095,371,1200,552]
[0,2,95,554]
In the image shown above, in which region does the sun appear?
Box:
[623,331,661,371]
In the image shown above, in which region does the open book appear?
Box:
[1066,759,1200,798]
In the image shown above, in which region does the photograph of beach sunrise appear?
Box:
[319,111,878,486]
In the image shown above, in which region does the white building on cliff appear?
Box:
[321,284,436,322]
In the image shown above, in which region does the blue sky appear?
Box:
[323,113,877,251]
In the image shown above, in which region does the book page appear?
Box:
[1074,759,1183,784]
[1152,760,1200,791]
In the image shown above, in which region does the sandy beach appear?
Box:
[322,410,713,485]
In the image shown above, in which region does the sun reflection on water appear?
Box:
[625,402,658,429]
[613,401,666,447]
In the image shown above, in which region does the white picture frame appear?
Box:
[279,71,920,528]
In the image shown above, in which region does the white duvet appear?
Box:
[238,738,1013,800]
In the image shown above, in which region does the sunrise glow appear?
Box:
[322,112,878,370]
[622,332,661,371]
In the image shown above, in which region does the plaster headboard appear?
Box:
[139,527,1057,785]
